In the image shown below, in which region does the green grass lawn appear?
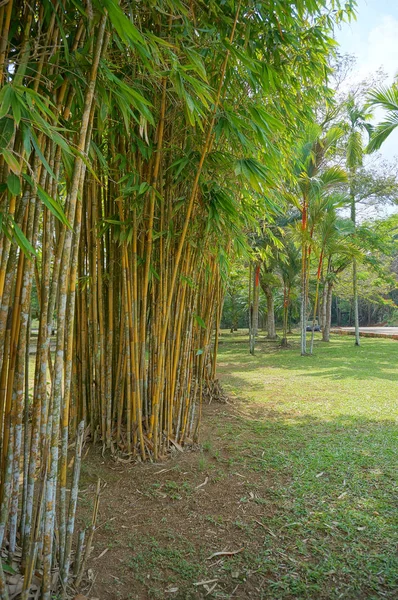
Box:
[214,331,398,599]
[83,330,397,600]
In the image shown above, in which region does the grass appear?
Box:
[126,535,206,598]
[214,330,398,599]
[84,329,398,599]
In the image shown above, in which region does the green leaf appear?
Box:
[194,315,207,329]
[10,91,22,125]
[7,174,20,196]
[23,174,71,228]
[101,64,154,125]
[1,149,20,174]
[185,48,208,81]
[149,264,160,281]
[138,182,150,195]
[11,221,36,257]
[0,85,13,119]
[235,158,270,193]
[0,117,15,148]
[100,0,150,63]
[31,132,57,180]
[37,186,71,229]
[2,563,16,574]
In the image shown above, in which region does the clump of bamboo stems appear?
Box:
[0,0,350,596]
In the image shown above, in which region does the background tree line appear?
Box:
[222,56,398,353]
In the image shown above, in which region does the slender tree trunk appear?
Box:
[260,278,276,340]
[300,255,307,355]
[281,284,289,347]
[350,172,360,346]
[248,262,253,354]
[310,250,324,355]
[322,281,333,342]
[250,262,260,354]
[320,280,327,330]
[300,195,308,356]
[352,258,360,344]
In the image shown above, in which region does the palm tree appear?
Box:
[247,217,285,353]
[311,201,355,348]
[277,236,301,347]
[288,125,347,355]
[257,221,287,341]
[322,238,361,341]
[345,95,373,346]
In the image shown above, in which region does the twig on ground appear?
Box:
[254,520,277,538]
[207,548,244,560]
[195,477,209,489]
[193,578,219,587]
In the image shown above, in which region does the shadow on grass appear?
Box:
[211,406,398,598]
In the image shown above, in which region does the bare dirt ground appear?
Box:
[77,402,275,600]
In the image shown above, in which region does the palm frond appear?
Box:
[367,114,398,153]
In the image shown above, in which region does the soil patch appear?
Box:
[78,403,279,600]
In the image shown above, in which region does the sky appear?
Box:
[334,0,398,162]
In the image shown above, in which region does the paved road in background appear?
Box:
[331,327,398,339]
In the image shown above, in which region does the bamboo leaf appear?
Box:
[36,186,71,228]
[31,133,57,180]
[194,315,207,329]
[100,0,149,61]
[1,149,20,174]
[11,220,36,257]
[7,174,20,196]
[10,90,22,125]
[2,563,16,574]
[0,85,13,119]
[23,174,71,228]
[0,117,15,148]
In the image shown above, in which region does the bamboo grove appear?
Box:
[0,0,355,596]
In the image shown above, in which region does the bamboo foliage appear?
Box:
[0,0,354,596]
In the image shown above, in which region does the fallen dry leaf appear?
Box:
[169,438,184,452]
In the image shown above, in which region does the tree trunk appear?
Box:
[248,262,253,353]
[260,280,276,340]
[250,262,260,354]
[352,258,360,345]
[322,282,333,342]
[320,281,327,330]
[350,173,360,346]
[300,250,307,355]
[281,285,289,347]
